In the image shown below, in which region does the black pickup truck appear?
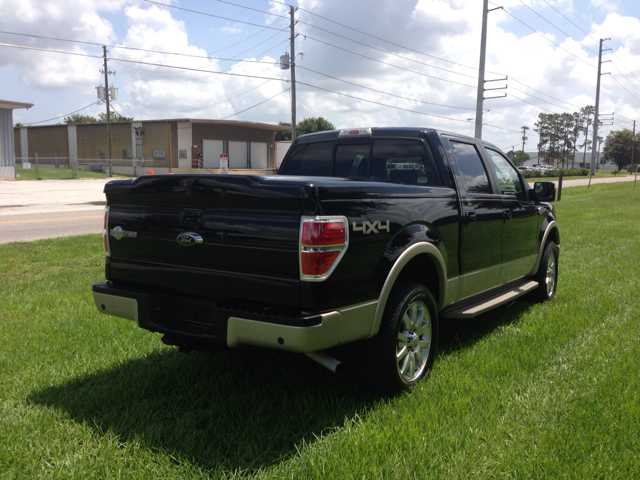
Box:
[93,127,559,395]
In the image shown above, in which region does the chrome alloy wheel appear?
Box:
[396,300,432,383]
[546,248,557,297]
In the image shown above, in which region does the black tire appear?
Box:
[530,240,559,302]
[359,282,438,396]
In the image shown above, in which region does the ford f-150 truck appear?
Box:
[93,127,559,395]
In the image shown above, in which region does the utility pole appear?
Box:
[289,6,297,142]
[591,38,611,177]
[474,0,488,140]
[631,120,637,171]
[102,46,113,178]
[474,0,505,139]
[520,126,529,165]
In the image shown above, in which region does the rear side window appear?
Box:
[333,144,370,178]
[280,142,333,176]
[370,139,440,185]
[449,141,492,194]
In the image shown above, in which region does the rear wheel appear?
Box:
[531,240,558,302]
[360,282,438,395]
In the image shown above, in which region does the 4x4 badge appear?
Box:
[352,221,390,234]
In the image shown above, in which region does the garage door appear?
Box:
[203,139,224,168]
[229,141,248,169]
[250,142,268,169]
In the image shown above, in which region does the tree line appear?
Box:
[534,106,597,169]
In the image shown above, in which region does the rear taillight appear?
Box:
[103,206,111,257]
[300,216,348,281]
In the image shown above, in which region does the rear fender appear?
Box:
[369,225,447,337]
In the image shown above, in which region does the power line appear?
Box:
[609,61,640,95]
[24,101,101,126]
[607,74,640,105]
[614,112,637,123]
[220,88,290,120]
[489,2,597,69]
[296,80,522,133]
[509,85,579,112]
[516,0,597,55]
[114,37,289,80]
[268,0,493,74]
[301,34,476,89]
[296,19,478,80]
[143,0,286,31]
[207,14,287,56]
[0,43,285,82]
[126,71,286,113]
[0,30,279,66]
[297,65,476,111]
[540,0,599,43]
[509,77,583,110]
[507,92,561,114]
[157,0,481,81]
[611,53,640,85]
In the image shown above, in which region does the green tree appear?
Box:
[64,114,97,124]
[275,117,335,141]
[14,122,23,127]
[514,150,530,165]
[603,129,634,171]
[98,112,133,122]
[275,121,292,141]
[296,116,335,136]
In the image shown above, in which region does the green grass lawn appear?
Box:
[15,165,110,180]
[525,171,631,182]
[1,183,639,478]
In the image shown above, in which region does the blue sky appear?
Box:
[1,0,639,150]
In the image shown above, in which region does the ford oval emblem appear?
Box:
[177,232,203,246]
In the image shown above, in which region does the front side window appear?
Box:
[485,149,525,200]
[449,141,492,194]
[280,142,333,176]
[370,139,440,185]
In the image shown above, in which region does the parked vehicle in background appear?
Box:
[93,127,560,395]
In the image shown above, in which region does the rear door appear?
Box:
[444,137,504,298]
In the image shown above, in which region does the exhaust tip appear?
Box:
[305,351,344,375]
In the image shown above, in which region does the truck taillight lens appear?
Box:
[300,217,348,281]
[103,206,111,257]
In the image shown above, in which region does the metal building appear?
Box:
[14,118,290,175]
[1,99,33,179]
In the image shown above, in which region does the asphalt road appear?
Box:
[1,175,637,244]
[0,179,110,244]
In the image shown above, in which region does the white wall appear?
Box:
[276,141,292,168]
[177,122,192,168]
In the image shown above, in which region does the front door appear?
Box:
[483,148,539,283]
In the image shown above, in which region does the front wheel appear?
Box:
[359,282,438,395]
[531,240,559,302]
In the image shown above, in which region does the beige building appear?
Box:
[14,118,289,175]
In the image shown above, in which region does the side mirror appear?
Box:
[532,181,556,202]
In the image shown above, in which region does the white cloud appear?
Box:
[1,0,639,147]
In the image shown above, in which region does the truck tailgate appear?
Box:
[104,175,305,307]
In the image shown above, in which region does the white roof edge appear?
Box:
[0,99,34,110]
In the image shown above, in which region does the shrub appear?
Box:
[611,170,620,175]
[627,164,638,174]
